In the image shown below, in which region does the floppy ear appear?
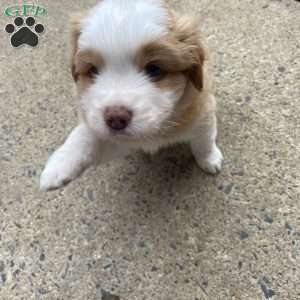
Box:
[171,14,205,91]
[188,45,205,91]
[70,13,84,81]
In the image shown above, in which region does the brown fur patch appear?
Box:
[70,13,105,94]
[136,40,199,73]
[168,14,205,90]
[135,11,207,136]
[74,50,104,94]
[75,50,104,76]
[136,11,205,87]
[159,84,215,138]
[163,13,211,135]
[154,73,186,91]
[70,13,85,80]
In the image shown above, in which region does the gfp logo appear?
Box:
[4,4,47,17]
[4,4,47,48]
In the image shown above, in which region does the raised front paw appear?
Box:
[195,145,223,175]
[40,149,83,191]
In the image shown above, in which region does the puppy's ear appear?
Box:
[172,14,205,91]
[188,46,205,91]
[70,13,84,81]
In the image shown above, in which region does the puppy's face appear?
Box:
[71,0,204,141]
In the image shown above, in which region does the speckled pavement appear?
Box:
[0,0,299,299]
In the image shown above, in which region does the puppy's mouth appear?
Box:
[107,128,148,142]
[104,125,163,143]
[109,128,132,139]
[107,123,177,143]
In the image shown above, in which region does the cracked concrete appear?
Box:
[0,0,299,299]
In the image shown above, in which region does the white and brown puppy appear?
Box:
[40,0,223,191]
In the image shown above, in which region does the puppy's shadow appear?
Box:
[77,143,225,297]
[87,143,223,247]
[125,144,200,212]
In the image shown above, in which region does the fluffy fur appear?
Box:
[40,0,223,191]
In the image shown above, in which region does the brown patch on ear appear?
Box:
[72,64,78,82]
[70,13,85,81]
[187,46,205,90]
[170,14,205,91]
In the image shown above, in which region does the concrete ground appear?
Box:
[0,0,299,299]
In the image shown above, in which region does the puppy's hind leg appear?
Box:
[190,109,223,174]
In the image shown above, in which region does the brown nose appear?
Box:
[104,106,132,131]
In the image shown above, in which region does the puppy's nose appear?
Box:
[104,106,132,131]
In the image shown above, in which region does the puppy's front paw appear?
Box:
[196,145,223,175]
[40,150,82,192]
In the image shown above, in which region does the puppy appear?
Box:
[40,0,223,191]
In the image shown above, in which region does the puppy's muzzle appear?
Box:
[104,106,133,131]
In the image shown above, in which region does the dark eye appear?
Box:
[88,65,99,78]
[145,64,163,79]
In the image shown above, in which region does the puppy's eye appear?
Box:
[145,64,163,79]
[88,65,99,78]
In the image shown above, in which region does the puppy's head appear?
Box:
[71,0,205,142]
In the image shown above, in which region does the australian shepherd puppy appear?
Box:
[40,0,223,191]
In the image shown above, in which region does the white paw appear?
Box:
[40,149,83,191]
[196,145,223,174]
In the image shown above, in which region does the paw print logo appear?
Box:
[5,17,45,48]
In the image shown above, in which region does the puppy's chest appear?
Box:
[133,130,196,154]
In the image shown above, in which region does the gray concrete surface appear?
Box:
[0,0,299,299]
